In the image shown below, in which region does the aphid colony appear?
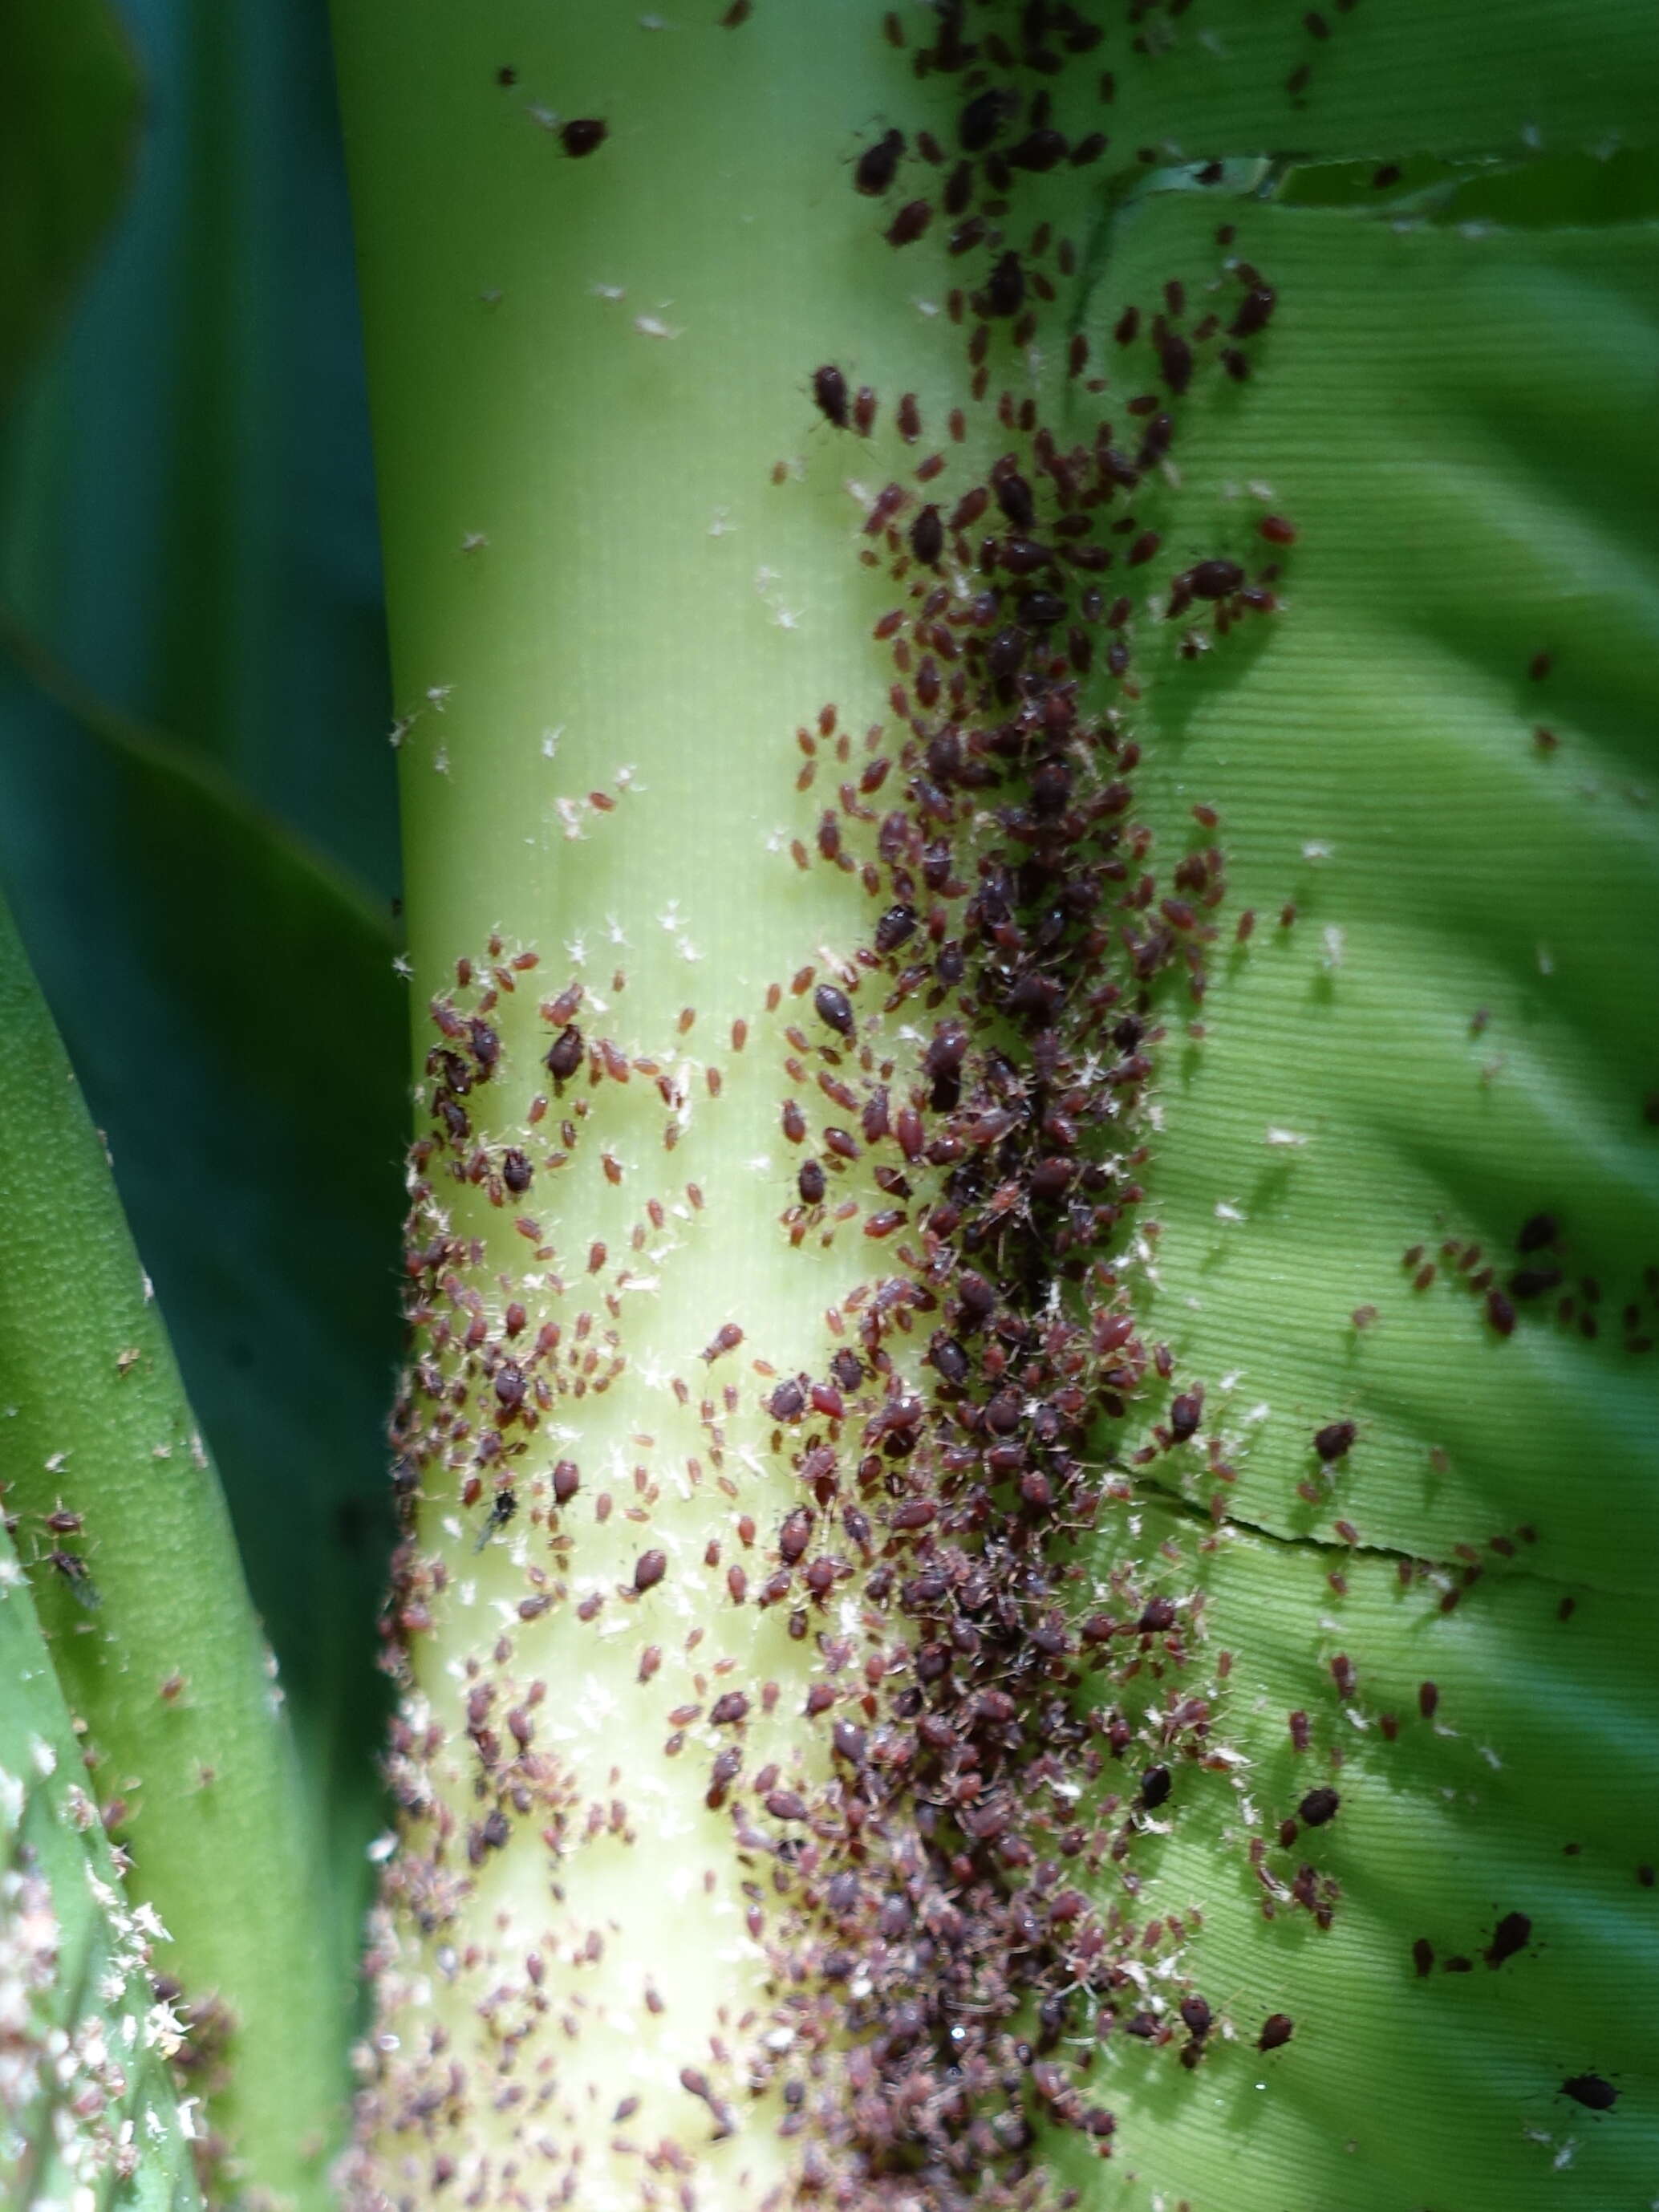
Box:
[349,6,1620,2208]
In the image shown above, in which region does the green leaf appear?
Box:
[1059,183,1659,2203]
[0,0,139,408]
[0,883,347,2207]
[1100,0,1659,170]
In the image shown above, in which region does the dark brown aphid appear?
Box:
[813,364,850,428]
[984,252,1025,316]
[769,1378,805,1422]
[798,1159,826,1204]
[1140,1764,1172,1808]
[1314,1419,1356,1463]
[1560,2074,1617,2111]
[546,1025,583,1082]
[855,128,905,196]
[1517,1212,1559,1252]
[702,1323,744,1363]
[886,199,933,248]
[1230,284,1277,339]
[1168,1388,1203,1443]
[560,118,608,159]
[1483,1910,1531,1968]
[814,983,855,1037]
[1189,558,1245,601]
[1179,1995,1212,2040]
[1298,1787,1341,1828]
[633,1548,667,1594]
[875,903,918,953]
[1258,2014,1295,2052]
[853,385,878,436]
[959,87,1007,152]
[1413,1938,1434,1977]
[910,505,944,566]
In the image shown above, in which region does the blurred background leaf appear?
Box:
[0,0,400,1978]
[0,0,139,406]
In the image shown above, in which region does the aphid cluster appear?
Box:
[353,8,1328,2206]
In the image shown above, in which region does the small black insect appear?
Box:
[474,1489,517,1552]
[560,118,607,159]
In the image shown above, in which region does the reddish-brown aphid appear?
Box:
[1314,1419,1356,1463]
[633,1549,667,1593]
[1258,2014,1294,2052]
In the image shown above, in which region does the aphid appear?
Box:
[1257,2013,1295,2052]
[1140,1764,1173,1808]
[798,1159,826,1204]
[855,128,905,196]
[710,1690,750,1725]
[853,385,878,436]
[633,1548,667,1593]
[1298,1786,1340,1827]
[769,1378,805,1422]
[546,1025,583,1081]
[1413,1938,1435,1977]
[984,253,1025,316]
[1560,2074,1617,2111]
[702,1323,744,1362]
[1483,1910,1531,1967]
[875,903,918,953]
[909,505,945,566]
[1229,284,1277,339]
[560,118,608,158]
[886,199,933,248]
[814,983,855,1037]
[1314,1419,1356,1463]
[812,364,850,428]
[1189,558,1245,600]
[959,88,1006,152]
[1169,1388,1203,1443]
